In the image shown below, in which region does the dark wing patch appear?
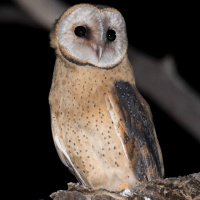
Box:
[115,81,164,181]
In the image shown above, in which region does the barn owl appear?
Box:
[49,3,164,193]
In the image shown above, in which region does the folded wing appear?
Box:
[105,81,164,182]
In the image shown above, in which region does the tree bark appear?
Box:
[50,173,200,200]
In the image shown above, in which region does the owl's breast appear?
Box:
[49,59,138,191]
[63,95,137,190]
[54,82,138,189]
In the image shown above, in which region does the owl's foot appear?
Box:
[119,189,133,197]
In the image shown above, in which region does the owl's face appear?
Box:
[53,4,128,69]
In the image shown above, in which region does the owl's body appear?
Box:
[49,4,164,192]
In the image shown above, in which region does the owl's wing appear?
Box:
[50,113,87,185]
[105,81,164,182]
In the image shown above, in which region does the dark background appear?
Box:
[1,1,200,199]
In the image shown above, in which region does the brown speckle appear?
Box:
[115,161,119,167]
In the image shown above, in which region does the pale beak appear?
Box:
[90,43,104,62]
[96,46,103,61]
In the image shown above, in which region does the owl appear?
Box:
[49,3,164,193]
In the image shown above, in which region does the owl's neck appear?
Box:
[61,55,133,79]
[51,56,135,98]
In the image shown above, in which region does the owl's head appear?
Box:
[50,4,128,69]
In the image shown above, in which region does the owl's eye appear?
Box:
[74,26,87,37]
[106,29,116,42]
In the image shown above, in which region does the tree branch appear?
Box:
[12,0,68,29]
[50,173,200,200]
[0,5,35,26]
[129,47,200,142]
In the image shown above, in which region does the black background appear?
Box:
[1,1,200,199]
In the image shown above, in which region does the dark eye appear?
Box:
[106,29,116,42]
[74,26,87,37]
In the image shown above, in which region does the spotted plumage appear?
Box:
[49,3,164,192]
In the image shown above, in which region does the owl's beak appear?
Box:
[91,44,104,62]
[96,46,103,61]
